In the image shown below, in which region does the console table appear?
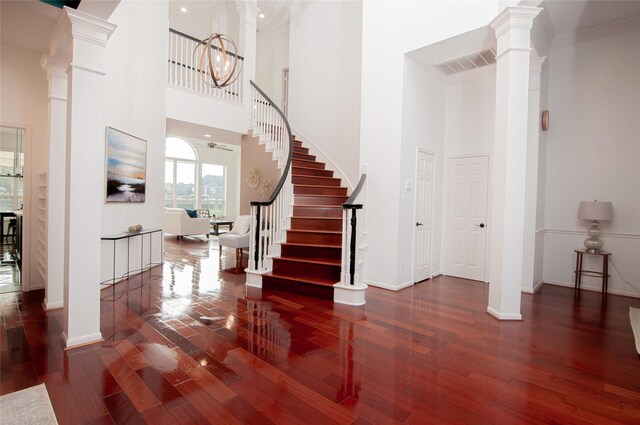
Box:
[101,228,163,297]
[574,249,611,293]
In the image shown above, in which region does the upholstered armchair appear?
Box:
[164,208,210,239]
[218,215,251,272]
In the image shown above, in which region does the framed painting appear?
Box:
[105,127,147,202]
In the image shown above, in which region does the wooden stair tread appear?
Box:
[294,204,345,208]
[295,194,348,199]
[294,184,346,189]
[281,242,342,249]
[288,229,342,235]
[292,158,321,164]
[292,216,342,221]
[263,272,338,287]
[275,256,341,266]
[292,165,329,172]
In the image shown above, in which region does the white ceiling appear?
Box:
[543,0,640,37]
[408,0,640,77]
[166,118,242,148]
[0,0,60,53]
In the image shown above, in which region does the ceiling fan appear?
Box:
[207,142,233,152]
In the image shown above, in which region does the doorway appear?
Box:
[0,126,24,293]
[445,155,489,282]
[413,149,434,283]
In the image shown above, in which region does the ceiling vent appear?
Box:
[435,49,496,76]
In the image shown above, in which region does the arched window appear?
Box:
[164,137,197,208]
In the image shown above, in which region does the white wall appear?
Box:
[543,23,640,296]
[360,0,500,289]
[0,42,49,291]
[397,58,446,287]
[288,0,362,187]
[239,133,280,215]
[256,25,289,109]
[166,87,248,135]
[444,67,496,157]
[534,64,549,287]
[100,0,168,284]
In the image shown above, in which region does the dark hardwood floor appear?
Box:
[1,236,640,424]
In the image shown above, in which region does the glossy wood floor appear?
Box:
[2,237,640,424]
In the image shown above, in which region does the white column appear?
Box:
[487,6,541,320]
[39,54,68,311]
[236,0,258,115]
[521,56,546,294]
[58,8,116,348]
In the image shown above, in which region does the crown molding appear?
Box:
[60,7,117,48]
[491,6,542,39]
[40,54,69,79]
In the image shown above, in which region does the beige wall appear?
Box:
[239,133,280,215]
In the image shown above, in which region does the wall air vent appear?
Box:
[435,49,496,76]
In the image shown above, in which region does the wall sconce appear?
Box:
[541,110,549,131]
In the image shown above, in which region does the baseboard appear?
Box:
[486,306,522,321]
[366,279,413,291]
[63,332,103,350]
[544,280,640,298]
[43,299,63,310]
[521,280,545,294]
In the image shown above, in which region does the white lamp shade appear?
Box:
[578,201,613,221]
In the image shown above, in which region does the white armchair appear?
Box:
[218,215,251,272]
[164,208,210,239]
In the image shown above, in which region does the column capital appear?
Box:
[529,56,546,91]
[236,0,258,26]
[40,54,68,79]
[57,6,117,49]
[490,6,542,39]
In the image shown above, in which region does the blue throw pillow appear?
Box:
[185,209,198,218]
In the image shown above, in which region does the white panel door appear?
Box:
[414,151,434,283]
[446,156,488,281]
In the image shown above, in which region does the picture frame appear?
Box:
[105,127,147,203]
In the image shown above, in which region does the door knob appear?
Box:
[478,223,485,228]
[416,222,424,226]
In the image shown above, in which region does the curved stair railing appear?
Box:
[248,81,293,275]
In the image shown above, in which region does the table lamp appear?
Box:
[577,200,612,253]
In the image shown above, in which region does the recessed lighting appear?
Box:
[204,134,211,138]
[259,13,265,19]
[180,7,187,13]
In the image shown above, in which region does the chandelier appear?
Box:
[194,33,242,88]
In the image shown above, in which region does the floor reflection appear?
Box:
[337,320,361,402]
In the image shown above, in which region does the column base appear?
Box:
[245,269,263,288]
[487,306,522,321]
[334,282,367,306]
[63,332,103,350]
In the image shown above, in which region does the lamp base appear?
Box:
[584,220,604,253]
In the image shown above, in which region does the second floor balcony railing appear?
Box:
[168,29,243,104]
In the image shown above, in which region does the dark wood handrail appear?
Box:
[169,28,245,61]
[343,173,367,209]
[249,81,294,207]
